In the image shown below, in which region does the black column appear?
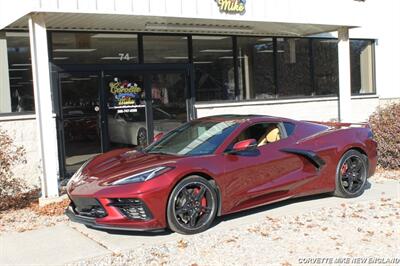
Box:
[233,36,240,100]
[144,73,154,144]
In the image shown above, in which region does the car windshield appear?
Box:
[144,120,240,156]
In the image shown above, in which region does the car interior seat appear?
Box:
[258,125,281,146]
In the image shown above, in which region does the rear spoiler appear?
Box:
[304,121,370,129]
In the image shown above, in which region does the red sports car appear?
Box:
[66,115,377,234]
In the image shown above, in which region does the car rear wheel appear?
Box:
[334,150,368,198]
[167,176,218,234]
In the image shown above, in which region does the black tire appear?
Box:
[334,150,368,198]
[167,176,218,234]
[136,128,147,147]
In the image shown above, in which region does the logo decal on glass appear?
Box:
[109,78,142,108]
[215,0,246,14]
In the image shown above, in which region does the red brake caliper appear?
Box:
[341,163,348,175]
[194,188,207,214]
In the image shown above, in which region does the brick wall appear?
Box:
[0,115,41,189]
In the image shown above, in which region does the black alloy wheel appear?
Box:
[167,176,218,234]
[334,150,368,198]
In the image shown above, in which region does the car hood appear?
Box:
[80,148,179,185]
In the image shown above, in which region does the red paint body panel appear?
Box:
[67,115,377,231]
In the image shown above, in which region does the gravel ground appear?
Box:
[0,199,69,234]
[0,208,68,233]
[1,169,396,235]
[1,170,399,265]
[69,195,399,266]
[370,168,400,182]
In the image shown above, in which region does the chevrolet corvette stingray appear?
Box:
[66,115,377,234]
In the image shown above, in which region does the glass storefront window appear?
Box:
[312,39,339,96]
[104,72,146,148]
[350,40,375,95]
[143,35,188,63]
[149,72,187,145]
[193,36,235,102]
[59,71,101,174]
[51,32,138,64]
[237,37,275,100]
[1,32,34,113]
[276,38,313,97]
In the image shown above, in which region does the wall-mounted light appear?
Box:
[191,36,229,40]
[12,63,31,66]
[53,49,96,52]
[9,68,29,71]
[163,57,188,60]
[200,49,232,53]
[91,34,137,39]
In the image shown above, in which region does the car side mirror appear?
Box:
[153,132,164,143]
[230,139,258,153]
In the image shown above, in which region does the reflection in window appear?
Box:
[150,73,187,142]
[143,35,188,63]
[350,40,375,94]
[51,32,138,64]
[193,36,235,102]
[312,39,339,96]
[276,38,313,97]
[2,32,34,113]
[237,37,275,100]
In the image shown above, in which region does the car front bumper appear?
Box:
[65,190,168,232]
[65,205,164,232]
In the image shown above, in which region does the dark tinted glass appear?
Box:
[143,35,188,63]
[312,39,339,96]
[2,32,34,113]
[52,32,138,64]
[237,37,275,100]
[277,38,312,97]
[193,36,235,102]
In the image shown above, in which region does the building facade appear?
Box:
[0,0,399,198]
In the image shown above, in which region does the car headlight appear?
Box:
[67,157,94,185]
[111,166,173,185]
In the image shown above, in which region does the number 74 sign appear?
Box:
[119,53,132,61]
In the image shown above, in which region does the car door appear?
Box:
[220,121,304,214]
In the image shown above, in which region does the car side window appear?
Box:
[283,122,295,136]
[231,122,287,149]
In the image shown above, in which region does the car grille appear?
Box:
[69,196,107,218]
[108,198,153,220]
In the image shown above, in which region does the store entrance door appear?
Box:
[56,65,191,178]
[58,71,102,175]
[104,70,188,150]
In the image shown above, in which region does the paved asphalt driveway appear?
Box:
[0,179,399,265]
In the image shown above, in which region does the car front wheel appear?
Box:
[167,176,218,234]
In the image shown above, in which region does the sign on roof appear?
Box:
[215,0,246,15]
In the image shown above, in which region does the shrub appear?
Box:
[0,128,39,211]
[368,102,400,170]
